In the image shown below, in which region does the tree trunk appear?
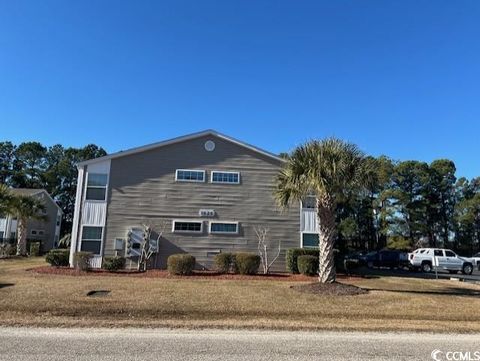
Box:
[317,196,336,283]
[16,218,27,256]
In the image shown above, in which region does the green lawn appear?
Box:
[1,257,480,332]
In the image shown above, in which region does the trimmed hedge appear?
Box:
[0,243,16,257]
[29,242,41,257]
[297,255,318,276]
[45,249,70,267]
[73,251,93,271]
[167,254,196,275]
[214,253,237,274]
[235,253,260,275]
[103,256,126,271]
[286,248,319,274]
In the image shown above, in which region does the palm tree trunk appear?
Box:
[16,218,27,256]
[317,196,336,283]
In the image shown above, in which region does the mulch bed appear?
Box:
[30,266,354,282]
[291,282,368,296]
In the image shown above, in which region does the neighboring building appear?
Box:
[0,189,63,251]
[69,130,319,271]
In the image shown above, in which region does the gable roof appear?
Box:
[77,129,285,167]
[10,188,63,213]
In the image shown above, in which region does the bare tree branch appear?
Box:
[255,226,281,274]
[136,220,168,272]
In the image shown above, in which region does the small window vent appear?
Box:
[204,140,215,152]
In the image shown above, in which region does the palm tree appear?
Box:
[8,195,47,256]
[275,138,367,283]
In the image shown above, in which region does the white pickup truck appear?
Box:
[465,252,480,271]
[408,248,474,275]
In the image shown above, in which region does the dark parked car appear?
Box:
[344,251,368,266]
[365,250,409,269]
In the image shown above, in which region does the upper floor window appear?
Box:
[211,171,240,184]
[301,196,317,209]
[86,173,108,201]
[175,169,205,182]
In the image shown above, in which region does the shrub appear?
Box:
[286,248,319,274]
[29,242,41,257]
[214,252,237,273]
[103,256,126,271]
[235,253,260,275]
[0,243,16,257]
[73,251,93,271]
[167,254,196,275]
[45,249,70,267]
[343,258,361,272]
[297,255,318,276]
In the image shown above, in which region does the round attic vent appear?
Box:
[204,140,215,152]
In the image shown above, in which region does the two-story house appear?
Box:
[69,130,319,271]
[0,188,63,252]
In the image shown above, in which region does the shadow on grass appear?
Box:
[0,283,15,289]
[365,287,480,297]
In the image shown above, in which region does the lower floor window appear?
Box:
[81,226,103,254]
[210,222,239,234]
[302,233,319,248]
[173,221,203,233]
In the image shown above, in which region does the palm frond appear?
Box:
[274,137,367,208]
[9,195,48,222]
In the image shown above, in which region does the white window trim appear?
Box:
[172,220,204,233]
[175,169,206,183]
[79,225,104,256]
[210,170,241,184]
[209,221,239,234]
[300,231,319,249]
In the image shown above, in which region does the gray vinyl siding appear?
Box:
[26,193,60,252]
[103,134,299,271]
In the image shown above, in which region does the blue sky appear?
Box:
[1,1,479,178]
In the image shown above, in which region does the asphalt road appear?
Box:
[356,266,480,283]
[0,328,479,361]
